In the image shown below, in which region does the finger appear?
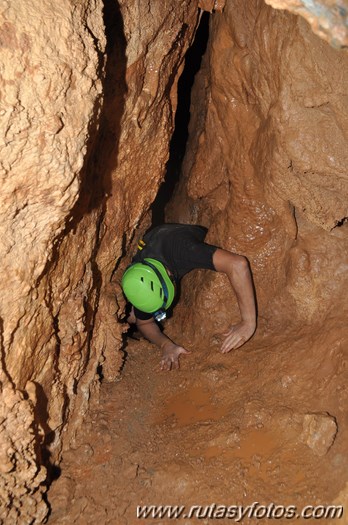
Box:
[234,337,247,349]
[161,359,171,371]
[221,336,236,352]
[178,347,191,355]
[221,333,240,352]
[221,335,246,353]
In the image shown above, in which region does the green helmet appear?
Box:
[121,258,175,314]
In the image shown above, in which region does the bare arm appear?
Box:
[136,317,190,370]
[213,248,257,352]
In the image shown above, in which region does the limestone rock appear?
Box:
[0,381,48,522]
[264,0,348,47]
[167,0,348,343]
[300,412,338,456]
[0,0,106,520]
[199,0,226,12]
[1,0,348,522]
[0,0,199,521]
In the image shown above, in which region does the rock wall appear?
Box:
[0,0,106,520]
[1,0,347,522]
[265,0,348,48]
[167,0,348,338]
[165,5,348,513]
[0,0,199,521]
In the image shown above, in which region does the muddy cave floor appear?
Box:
[48,322,348,525]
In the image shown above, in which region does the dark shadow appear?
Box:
[44,0,127,514]
[65,0,127,229]
[111,12,210,376]
[151,11,210,226]
[0,317,14,387]
[58,0,128,387]
[27,382,62,485]
[334,217,348,227]
[117,334,130,374]
[36,0,127,289]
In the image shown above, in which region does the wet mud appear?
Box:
[48,322,348,524]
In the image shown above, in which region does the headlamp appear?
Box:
[154,310,167,322]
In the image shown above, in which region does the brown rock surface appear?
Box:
[167,0,348,340]
[49,1,347,523]
[264,0,348,47]
[330,483,348,524]
[1,0,348,523]
[0,0,198,521]
[300,412,338,456]
[47,337,348,524]
[0,0,106,520]
[165,0,348,516]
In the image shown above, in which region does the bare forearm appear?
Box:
[228,257,256,325]
[136,318,190,370]
[213,249,256,327]
[136,319,172,349]
[213,248,256,352]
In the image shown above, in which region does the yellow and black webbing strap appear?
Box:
[137,239,146,251]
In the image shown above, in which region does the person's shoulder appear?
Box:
[144,223,184,238]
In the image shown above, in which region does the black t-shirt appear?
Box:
[132,224,218,320]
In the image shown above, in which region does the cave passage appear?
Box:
[40,0,348,525]
[121,12,210,343]
[150,11,210,226]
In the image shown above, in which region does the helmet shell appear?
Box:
[121,258,175,313]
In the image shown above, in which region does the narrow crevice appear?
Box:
[118,13,210,374]
[334,217,348,228]
[43,0,128,516]
[150,11,210,227]
[34,0,127,291]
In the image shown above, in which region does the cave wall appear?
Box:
[167,0,348,340]
[0,0,106,521]
[1,0,347,522]
[165,1,348,507]
[265,0,348,48]
[0,0,199,521]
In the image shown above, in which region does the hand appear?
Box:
[221,321,256,353]
[160,341,191,371]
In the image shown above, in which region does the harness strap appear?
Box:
[137,239,146,250]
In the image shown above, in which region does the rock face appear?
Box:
[330,483,348,524]
[165,2,348,512]
[1,0,348,522]
[0,0,198,521]
[167,0,348,342]
[0,0,106,520]
[264,0,348,48]
[300,413,338,456]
